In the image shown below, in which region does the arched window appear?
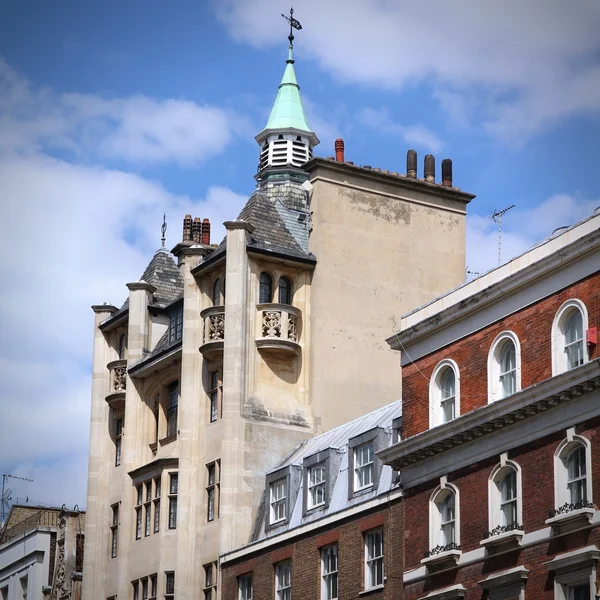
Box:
[565,311,584,370]
[567,446,587,504]
[118,333,127,360]
[552,300,588,375]
[259,272,273,304]
[429,360,460,428]
[488,461,523,536]
[488,332,521,403]
[553,435,592,512]
[278,277,292,305]
[429,484,460,552]
[212,278,221,306]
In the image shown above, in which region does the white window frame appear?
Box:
[488,331,522,403]
[321,544,338,600]
[552,299,589,376]
[545,546,599,600]
[364,528,384,590]
[354,442,374,492]
[554,434,593,510]
[429,482,460,552]
[275,561,292,600]
[429,360,460,429]
[488,459,523,534]
[270,478,287,524]
[238,574,252,600]
[308,464,326,510]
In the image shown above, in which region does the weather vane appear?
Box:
[281,7,302,48]
[161,213,167,248]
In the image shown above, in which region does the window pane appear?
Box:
[239,575,252,600]
[170,474,178,495]
[167,382,179,437]
[213,278,221,305]
[165,573,175,595]
[169,498,177,529]
[259,273,273,304]
[278,277,292,305]
[565,310,584,370]
[440,368,456,422]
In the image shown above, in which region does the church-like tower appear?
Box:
[255,41,319,211]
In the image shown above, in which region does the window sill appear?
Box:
[149,442,158,453]
[421,549,461,568]
[159,433,177,446]
[480,529,524,548]
[359,584,385,596]
[545,507,594,529]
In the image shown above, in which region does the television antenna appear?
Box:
[1,473,34,525]
[491,205,515,266]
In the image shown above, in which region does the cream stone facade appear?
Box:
[83,41,475,600]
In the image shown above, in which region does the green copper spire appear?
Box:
[263,44,312,133]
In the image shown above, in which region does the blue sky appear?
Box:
[1,0,599,510]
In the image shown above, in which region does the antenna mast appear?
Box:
[1,473,34,525]
[491,205,515,266]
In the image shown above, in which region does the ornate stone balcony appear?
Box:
[256,303,301,356]
[199,306,225,360]
[106,359,127,409]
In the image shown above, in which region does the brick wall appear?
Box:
[222,502,404,600]
[403,417,600,599]
[402,273,600,439]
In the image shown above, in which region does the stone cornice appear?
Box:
[378,360,600,471]
[91,304,117,314]
[128,342,182,377]
[224,220,255,233]
[128,458,178,480]
[190,252,226,276]
[98,309,128,331]
[389,224,600,351]
[304,157,475,205]
[126,280,157,293]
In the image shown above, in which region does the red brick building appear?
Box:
[220,402,404,600]
[380,211,600,600]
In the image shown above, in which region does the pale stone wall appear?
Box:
[307,164,471,432]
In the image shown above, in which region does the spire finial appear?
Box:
[161,213,167,247]
[281,7,302,53]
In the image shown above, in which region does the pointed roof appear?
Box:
[257,46,317,145]
[140,247,184,306]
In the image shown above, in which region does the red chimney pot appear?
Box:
[335,138,345,163]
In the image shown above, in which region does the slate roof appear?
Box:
[140,248,184,307]
[199,191,315,271]
[251,400,402,543]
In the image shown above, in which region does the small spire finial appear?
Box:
[161,213,167,247]
[282,6,302,51]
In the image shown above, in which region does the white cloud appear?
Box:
[215,0,600,142]
[0,58,246,166]
[0,60,248,509]
[358,107,443,153]
[466,194,599,276]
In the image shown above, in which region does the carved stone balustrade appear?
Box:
[199,306,225,360]
[106,359,127,409]
[256,303,301,356]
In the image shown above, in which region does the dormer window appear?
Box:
[307,464,326,510]
[169,305,183,343]
[354,442,374,491]
[270,478,287,524]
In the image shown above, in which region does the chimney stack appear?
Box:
[201,219,211,245]
[441,159,453,187]
[192,218,201,243]
[424,154,435,183]
[335,138,345,163]
[183,214,192,241]
[406,149,417,178]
